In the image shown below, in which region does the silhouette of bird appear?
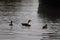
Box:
[21,20,31,27]
[9,20,13,26]
[42,24,47,29]
[9,20,13,30]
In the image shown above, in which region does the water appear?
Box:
[0,0,60,40]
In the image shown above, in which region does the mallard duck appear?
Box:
[21,20,31,27]
[42,24,47,29]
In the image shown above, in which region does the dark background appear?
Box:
[38,0,60,19]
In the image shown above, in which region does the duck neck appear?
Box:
[28,22,30,24]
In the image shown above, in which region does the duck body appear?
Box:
[9,23,13,26]
[21,23,31,26]
[42,24,47,29]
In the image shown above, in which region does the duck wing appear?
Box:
[21,23,31,26]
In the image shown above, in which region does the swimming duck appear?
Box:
[42,24,47,29]
[9,20,13,30]
[9,20,13,26]
[21,20,31,27]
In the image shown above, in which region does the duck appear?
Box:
[9,20,13,26]
[21,20,31,27]
[42,24,47,29]
[9,20,13,30]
